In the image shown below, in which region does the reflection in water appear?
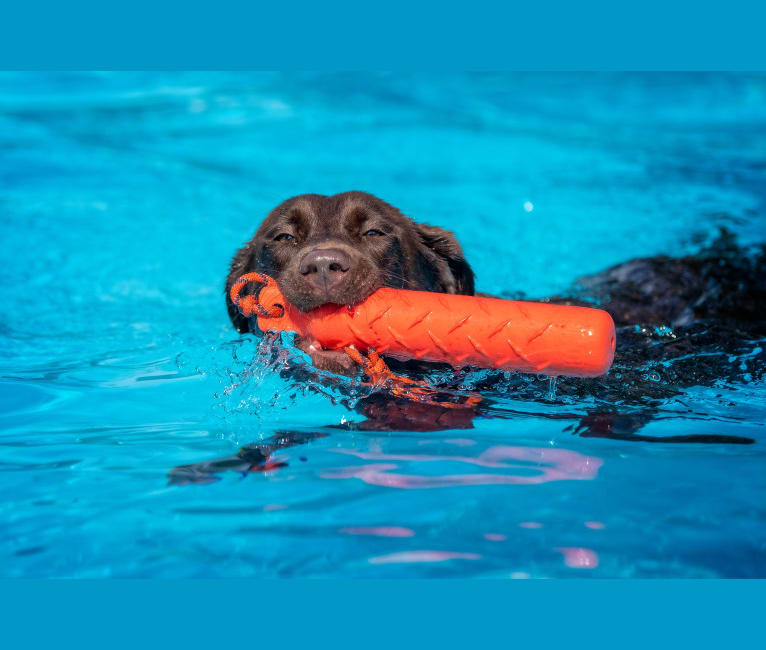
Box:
[519,522,544,529]
[483,534,507,542]
[340,527,415,538]
[556,547,599,569]
[322,446,602,489]
[369,551,481,564]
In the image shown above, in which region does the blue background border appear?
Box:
[3,580,764,646]
[0,1,764,69]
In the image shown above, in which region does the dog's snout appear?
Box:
[299,247,351,289]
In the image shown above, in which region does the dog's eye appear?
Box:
[363,229,385,237]
[274,233,295,242]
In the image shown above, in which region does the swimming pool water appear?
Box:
[1,72,765,577]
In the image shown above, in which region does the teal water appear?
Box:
[1,72,765,577]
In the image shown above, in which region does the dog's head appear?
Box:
[225,191,474,332]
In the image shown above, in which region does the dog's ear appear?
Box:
[415,223,475,295]
[224,239,257,333]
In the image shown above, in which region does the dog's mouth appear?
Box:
[289,295,367,314]
[308,298,364,312]
[279,278,381,314]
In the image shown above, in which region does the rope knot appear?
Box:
[344,346,481,409]
[230,272,284,319]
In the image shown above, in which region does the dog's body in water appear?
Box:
[170,192,765,485]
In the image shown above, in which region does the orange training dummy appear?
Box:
[230,272,616,378]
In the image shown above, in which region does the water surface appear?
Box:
[1,72,765,577]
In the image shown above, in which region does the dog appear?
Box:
[167,193,765,484]
[224,191,475,376]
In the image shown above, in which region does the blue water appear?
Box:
[1,72,765,577]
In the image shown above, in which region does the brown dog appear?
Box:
[225,191,475,375]
[170,205,763,484]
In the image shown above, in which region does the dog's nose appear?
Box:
[299,247,351,290]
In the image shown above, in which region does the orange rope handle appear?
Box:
[230,272,284,319]
[344,346,482,410]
